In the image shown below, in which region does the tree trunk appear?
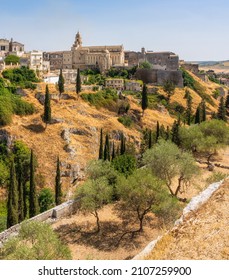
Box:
[175,175,183,197]
[94,210,100,233]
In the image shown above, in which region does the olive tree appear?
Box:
[143,140,198,199]
[75,178,112,232]
[117,169,165,234]
[179,120,229,165]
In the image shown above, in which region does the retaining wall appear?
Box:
[0,200,78,246]
[133,179,226,260]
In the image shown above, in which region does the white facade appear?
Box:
[29,51,43,71]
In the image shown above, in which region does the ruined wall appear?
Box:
[182,63,199,74]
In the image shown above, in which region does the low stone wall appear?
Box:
[133,179,226,260]
[0,200,77,246]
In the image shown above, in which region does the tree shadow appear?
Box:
[23,124,45,133]
[55,218,153,254]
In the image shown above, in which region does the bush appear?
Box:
[181,68,214,106]
[81,89,119,111]
[38,188,54,212]
[118,115,133,127]
[11,96,35,115]
[112,154,136,177]
[0,221,72,259]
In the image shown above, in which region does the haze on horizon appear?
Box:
[0,0,228,61]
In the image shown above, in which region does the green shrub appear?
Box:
[181,68,214,106]
[12,96,35,115]
[112,154,137,177]
[118,115,133,127]
[38,188,55,212]
[81,89,119,111]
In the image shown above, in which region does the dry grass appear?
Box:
[52,204,164,260]
[146,179,229,260]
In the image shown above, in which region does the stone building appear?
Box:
[127,48,183,87]
[43,32,125,72]
[105,78,124,90]
[0,38,24,57]
[43,51,63,71]
[71,32,125,72]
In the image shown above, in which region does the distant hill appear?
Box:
[189,60,229,67]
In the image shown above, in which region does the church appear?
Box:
[70,32,125,72]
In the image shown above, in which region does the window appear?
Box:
[0,46,5,50]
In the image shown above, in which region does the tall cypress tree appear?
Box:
[148,129,152,149]
[141,83,148,116]
[44,85,51,126]
[7,159,18,228]
[17,160,24,223]
[171,120,180,146]
[194,105,201,124]
[29,150,39,218]
[156,121,160,143]
[98,128,103,160]
[112,141,116,160]
[166,126,170,141]
[186,95,192,125]
[76,68,81,96]
[58,68,65,97]
[217,96,227,121]
[104,133,110,161]
[120,132,126,155]
[55,156,62,205]
[201,99,206,122]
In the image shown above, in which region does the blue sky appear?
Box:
[0,0,228,61]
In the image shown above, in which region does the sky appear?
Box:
[0,0,228,61]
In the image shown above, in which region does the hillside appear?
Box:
[0,69,229,259]
[1,72,226,197]
[146,178,229,260]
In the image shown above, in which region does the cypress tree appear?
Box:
[160,124,166,140]
[217,96,227,121]
[98,128,103,160]
[166,126,170,141]
[55,156,62,205]
[58,68,65,97]
[201,100,206,122]
[120,133,126,155]
[141,83,148,116]
[44,85,51,126]
[186,95,192,125]
[194,105,201,124]
[17,160,24,223]
[112,141,116,160]
[29,150,39,218]
[171,120,180,146]
[7,159,18,228]
[156,121,160,143]
[104,133,110,161]
[76,68,81,96]
[148,129,152,149]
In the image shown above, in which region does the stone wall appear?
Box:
[182,63,199,74]
[0,200,78,246]
[157,70,184,87]
[135,68,183,87]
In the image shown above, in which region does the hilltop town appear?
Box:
[0,31,228,260]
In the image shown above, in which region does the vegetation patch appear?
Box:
[181,68,215,106]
